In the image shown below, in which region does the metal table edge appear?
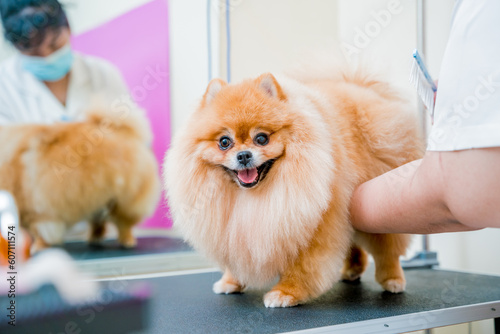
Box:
[282,300,500,334]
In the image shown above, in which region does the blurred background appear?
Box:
[1,1,499,333]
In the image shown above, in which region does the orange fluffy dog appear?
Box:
[164,67,423,307]
[0,110,160,252]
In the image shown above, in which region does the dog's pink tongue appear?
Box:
[237,168,258,184]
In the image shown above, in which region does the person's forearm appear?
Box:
[350,156,478,234]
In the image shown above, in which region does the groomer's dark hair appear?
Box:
[0,0,69,50]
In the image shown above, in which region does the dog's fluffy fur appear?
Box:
[0,109,160,252]
[164,66,423,307]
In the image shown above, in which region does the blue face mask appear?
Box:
[20,44,74,82]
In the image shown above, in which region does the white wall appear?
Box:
[225,0,339,82]
[337,0,417,102]
[423,0,455,78]
[168,0,210,135]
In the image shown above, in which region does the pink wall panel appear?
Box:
[72,0,171,228]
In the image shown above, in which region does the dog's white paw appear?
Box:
[263,290,299,308]
[36,222,66,245]
[382,278,406,293]
[212,279,243,294]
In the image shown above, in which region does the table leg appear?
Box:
[495,317,499,334]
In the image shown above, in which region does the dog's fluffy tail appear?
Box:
[286,50,406,102]
[85,108,153,145]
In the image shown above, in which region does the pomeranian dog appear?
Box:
[164,65,423,308]
[0,109,160,252]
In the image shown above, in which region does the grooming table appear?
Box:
[62,237,212,277]
[1,283,150,334]
[121,267,500,334]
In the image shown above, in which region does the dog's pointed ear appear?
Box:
[203,78,227,105]
[257,73,286,101]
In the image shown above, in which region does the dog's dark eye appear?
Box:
[219,136,232,150]
[254,133,269,146]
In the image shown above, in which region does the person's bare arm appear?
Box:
[349,149,496,234]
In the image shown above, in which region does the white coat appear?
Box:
[428,0,500,151]
[0,53,136,124]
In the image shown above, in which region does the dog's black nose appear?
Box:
[237,151,253,166]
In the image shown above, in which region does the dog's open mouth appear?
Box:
[237,168,259,184]
[227,160,275,188]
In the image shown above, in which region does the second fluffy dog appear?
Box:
[0,109,160,252]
